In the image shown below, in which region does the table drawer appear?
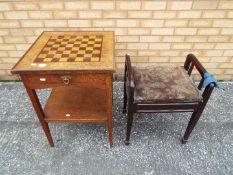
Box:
[23,73,107,89]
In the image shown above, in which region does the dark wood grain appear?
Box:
[124,54,215,145]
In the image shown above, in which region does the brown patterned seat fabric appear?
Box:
[133,65,202,102]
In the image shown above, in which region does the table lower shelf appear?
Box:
[44,86,108,123]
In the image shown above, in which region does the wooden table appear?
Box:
[11,31,115,148]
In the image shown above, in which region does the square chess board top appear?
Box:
[11,31,115,74]
[34,35,103,63]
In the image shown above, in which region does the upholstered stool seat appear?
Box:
[123,54,216,145]
[133,65,202,103]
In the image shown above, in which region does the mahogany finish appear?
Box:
[11,31,115,148]
[123,54,215,145]
[44,86,107,123]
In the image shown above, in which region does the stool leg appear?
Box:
[181,111,202,144]
[182,84,214,144]
[182,101,207,144]
[123,84,127,114]
[125,110,133,145]
[123,66,127,114]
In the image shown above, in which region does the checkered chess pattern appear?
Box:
[34,35,103,63]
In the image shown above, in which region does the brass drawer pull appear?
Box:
[61,76,71,85]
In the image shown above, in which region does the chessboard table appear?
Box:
[11,31,115,148]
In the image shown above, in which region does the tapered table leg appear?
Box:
[106,74,113,148]
[21,77,54,147]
